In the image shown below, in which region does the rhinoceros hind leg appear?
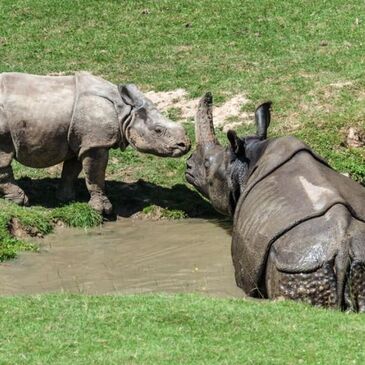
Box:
[81,148,113,215]
[0,151,29,206]
[57,158,82,202]
[347,260,365,313]
[266,256,338,308]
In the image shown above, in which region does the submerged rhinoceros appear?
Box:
[186,93,365,311]
[0,72,190,214]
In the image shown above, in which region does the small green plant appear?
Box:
[166,107,183,121]
[142,205,155,215]
[161,208,187,219]
[51,203,102,228]
[142,205,187,219]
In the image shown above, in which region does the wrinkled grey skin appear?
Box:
[0,72,190,214]
[186,93,365,311]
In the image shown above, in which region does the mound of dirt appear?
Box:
[146,89,253,131]
[346,127,365,148]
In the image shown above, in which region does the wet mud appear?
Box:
[0,219,243,298]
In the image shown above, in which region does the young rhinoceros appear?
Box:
[0,72,190,214]
[186,93,365,311]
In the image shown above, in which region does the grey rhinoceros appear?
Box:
[0,72,190,214]
[186,93,365,311]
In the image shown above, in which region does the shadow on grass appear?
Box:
[17,177,224,220]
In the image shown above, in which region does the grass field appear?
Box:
[0,294,364,365]
[0,0,364,258]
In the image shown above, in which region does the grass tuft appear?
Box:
[0,200,101,261]
[51,203,102,228]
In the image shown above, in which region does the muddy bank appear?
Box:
[0,219,242,298]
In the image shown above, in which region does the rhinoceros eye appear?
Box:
[154,125,165,136]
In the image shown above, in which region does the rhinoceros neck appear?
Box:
[85,93,133,151]
[119,109,134,150]
[227,139,269,214]
[228,157,249,213]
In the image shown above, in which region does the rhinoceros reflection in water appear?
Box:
[0,72,191,214]
[186,92,365,311]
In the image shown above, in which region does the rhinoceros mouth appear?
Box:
[169,142,190,157]
[171,148,186,157]
[185,171,195,184]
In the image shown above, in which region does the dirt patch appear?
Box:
[330,81,354,89]
[346,127,365,148]
[8,217,44,239]
[44,163,62,176]
[146,89,253,131]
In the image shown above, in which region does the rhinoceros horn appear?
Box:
[195,92,219,145]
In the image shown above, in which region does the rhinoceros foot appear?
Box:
[89,194,113,215]
[0,183,29,206]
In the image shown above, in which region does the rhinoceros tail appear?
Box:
[345,260,365,313]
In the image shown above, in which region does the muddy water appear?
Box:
[0,219,243,298]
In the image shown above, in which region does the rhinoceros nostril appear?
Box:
[175,142,191,152]
[176,142,186,149]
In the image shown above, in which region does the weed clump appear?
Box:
[51,203,102,228]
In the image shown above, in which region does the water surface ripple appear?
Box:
[0,219,243,298]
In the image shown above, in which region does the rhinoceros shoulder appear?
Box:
[68,73,123,157]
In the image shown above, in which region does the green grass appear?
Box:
[0,294,364,365]
[0,0,364,258]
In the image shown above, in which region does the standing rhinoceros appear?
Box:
[0,72,190,214]
[186,92,365,311]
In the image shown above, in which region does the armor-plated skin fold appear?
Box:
[0,72,191,214]
[186,93,365,311]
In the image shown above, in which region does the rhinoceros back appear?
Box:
[0,73,75,167]
[232,137,365,298]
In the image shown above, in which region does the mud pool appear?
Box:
[0,219,243,298]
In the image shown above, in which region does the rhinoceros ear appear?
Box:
[118,84,144,108]
[255,101,272,140]
[227,130,245,156]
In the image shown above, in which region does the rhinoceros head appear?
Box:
[118,84,191,157]
[185,92,271,216]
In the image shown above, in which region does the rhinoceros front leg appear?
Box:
[81,148,113,215]
[0,151,29,206]
[57,158,82,202]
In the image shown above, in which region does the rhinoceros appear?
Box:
[186,93,365,311]
[0,72,190,214]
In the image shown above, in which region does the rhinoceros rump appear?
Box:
[186,93,365,311]
[0,72,190,214]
